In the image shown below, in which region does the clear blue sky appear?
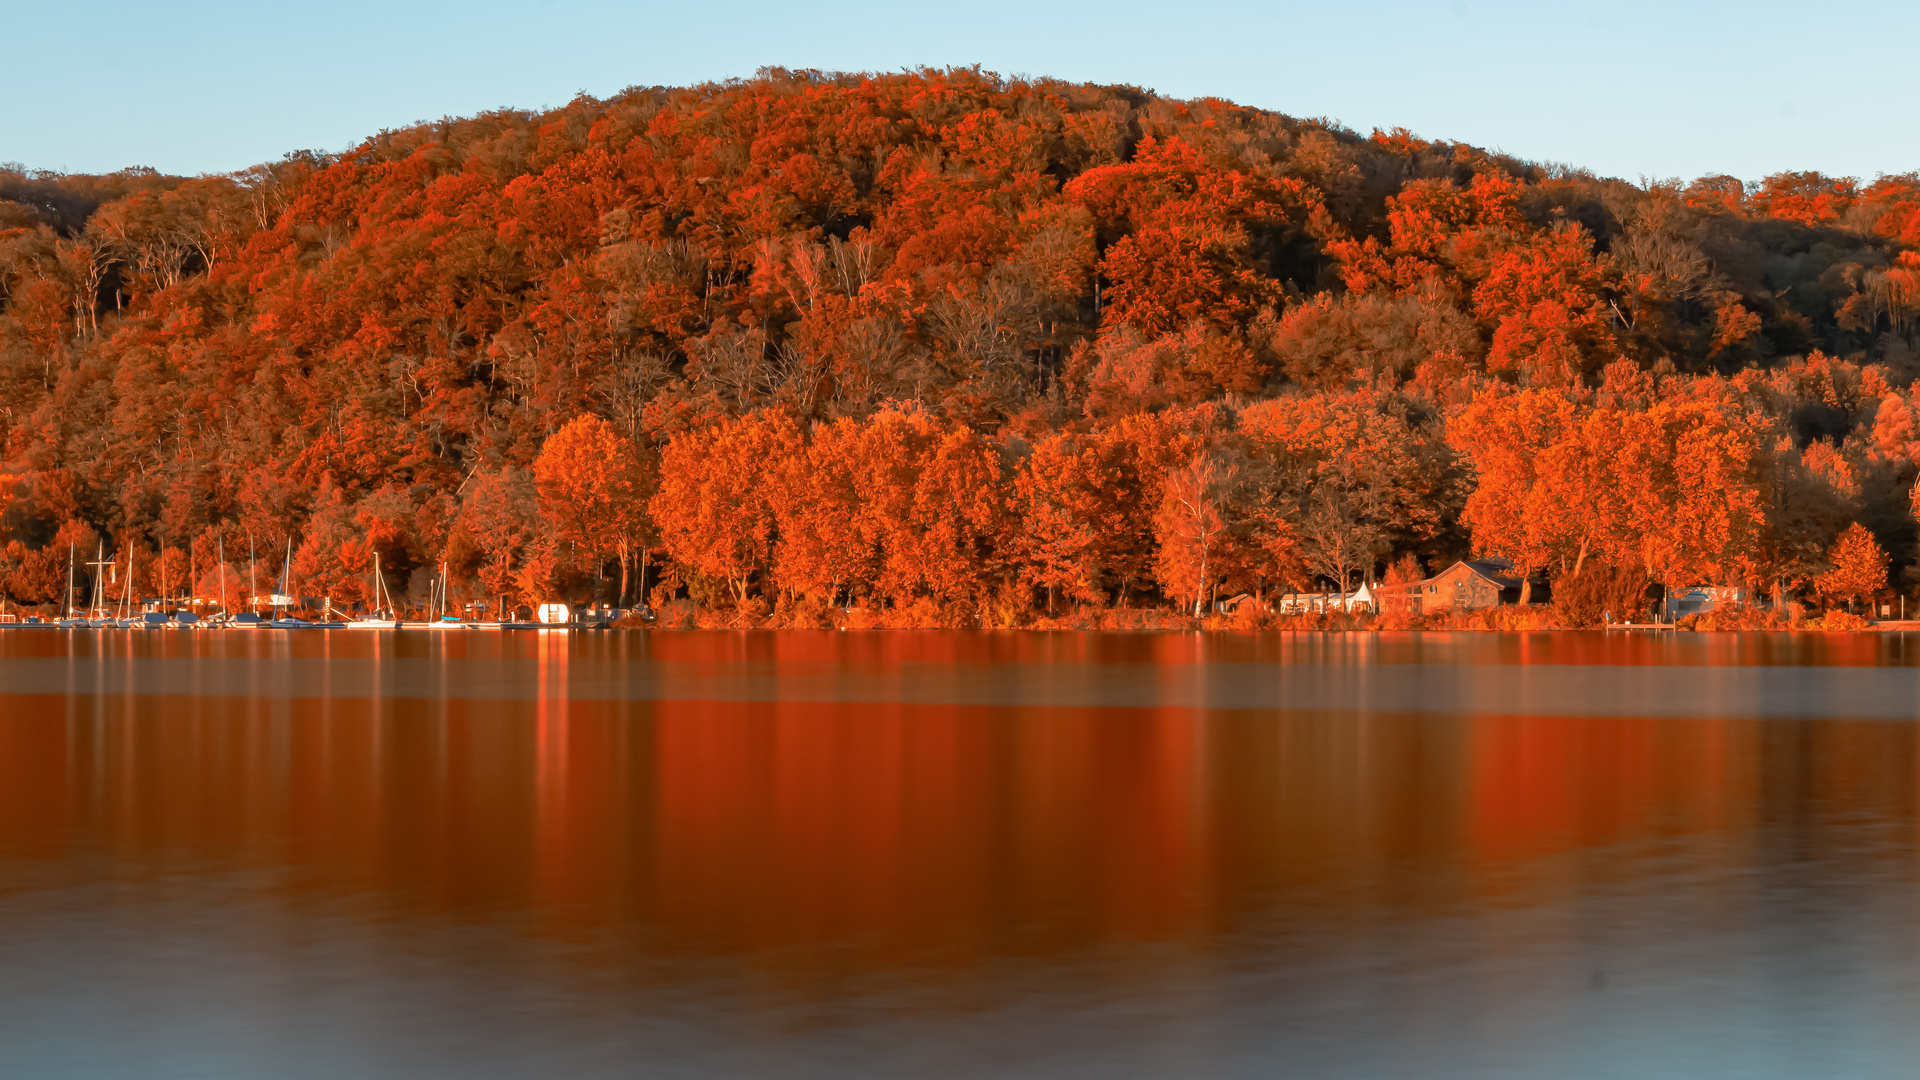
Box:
[4,0,1915,184]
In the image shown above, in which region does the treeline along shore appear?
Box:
[2,68,1918,630]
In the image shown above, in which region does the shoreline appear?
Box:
[3,611,1904,634]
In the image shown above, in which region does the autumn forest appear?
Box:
[2,68,1917,627]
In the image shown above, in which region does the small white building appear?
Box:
[1276,585,1376,614]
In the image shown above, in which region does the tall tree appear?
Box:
[1817,523,1887,611]
[1154,453,1234,616]
[650,412,801,607]
[533,414,655,605]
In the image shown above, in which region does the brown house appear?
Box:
[1418,559,1528,614]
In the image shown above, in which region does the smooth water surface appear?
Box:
[3,630,1920,1078]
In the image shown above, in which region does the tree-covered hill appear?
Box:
[2,68,1916,620]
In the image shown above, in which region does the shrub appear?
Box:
[980,581,1035,630]
[877,596,945,629]
[1552,562,1652,627]
[652,598,700,629]
[773,594,836,629]
[1104,608,1194,630]
[1682,606,1789,631]
[1809,609,1872,631]
[1230,601,1275,630]
[1374,607,1422,630]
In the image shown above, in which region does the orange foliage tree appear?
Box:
[650,412,802,607]
[533,414,655,605]
[450,469,538,613]
[1010,434,1110,610]
[767,417,877,605]
[1449,387,1579,601]
[1154,453,1235,616]
[1817,523,1888,611]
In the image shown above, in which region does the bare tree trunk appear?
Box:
[1196,547,1208,617]
[618,540,630,607]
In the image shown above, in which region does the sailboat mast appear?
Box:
[279,536,292,618]
[64,544,74,621]
[373,550,389,618]
[89,541,104,617]
[218,537,227,616]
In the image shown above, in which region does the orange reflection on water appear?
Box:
[1469,713,1743,868]
[2,629,1919,986]
[643,699,1208,961]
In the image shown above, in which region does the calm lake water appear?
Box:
[4,630,1920,1078]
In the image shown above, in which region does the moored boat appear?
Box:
[56,543,84,627]
[346,552,402,628]
[264,614,345,629]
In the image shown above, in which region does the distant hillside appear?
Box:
[0,67,1916,621]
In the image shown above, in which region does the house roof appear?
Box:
[1437,558,1524,590]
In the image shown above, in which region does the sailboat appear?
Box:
[57,544,88,628]
[267,537,311,629]
[419,562,481,628]
[266,536,344,628]
[132,542,178,628]
[212,536,229,626]
[226,536,265,627]
[83,542,115,626]
[112,545,136,627]
[347,551,401,628]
